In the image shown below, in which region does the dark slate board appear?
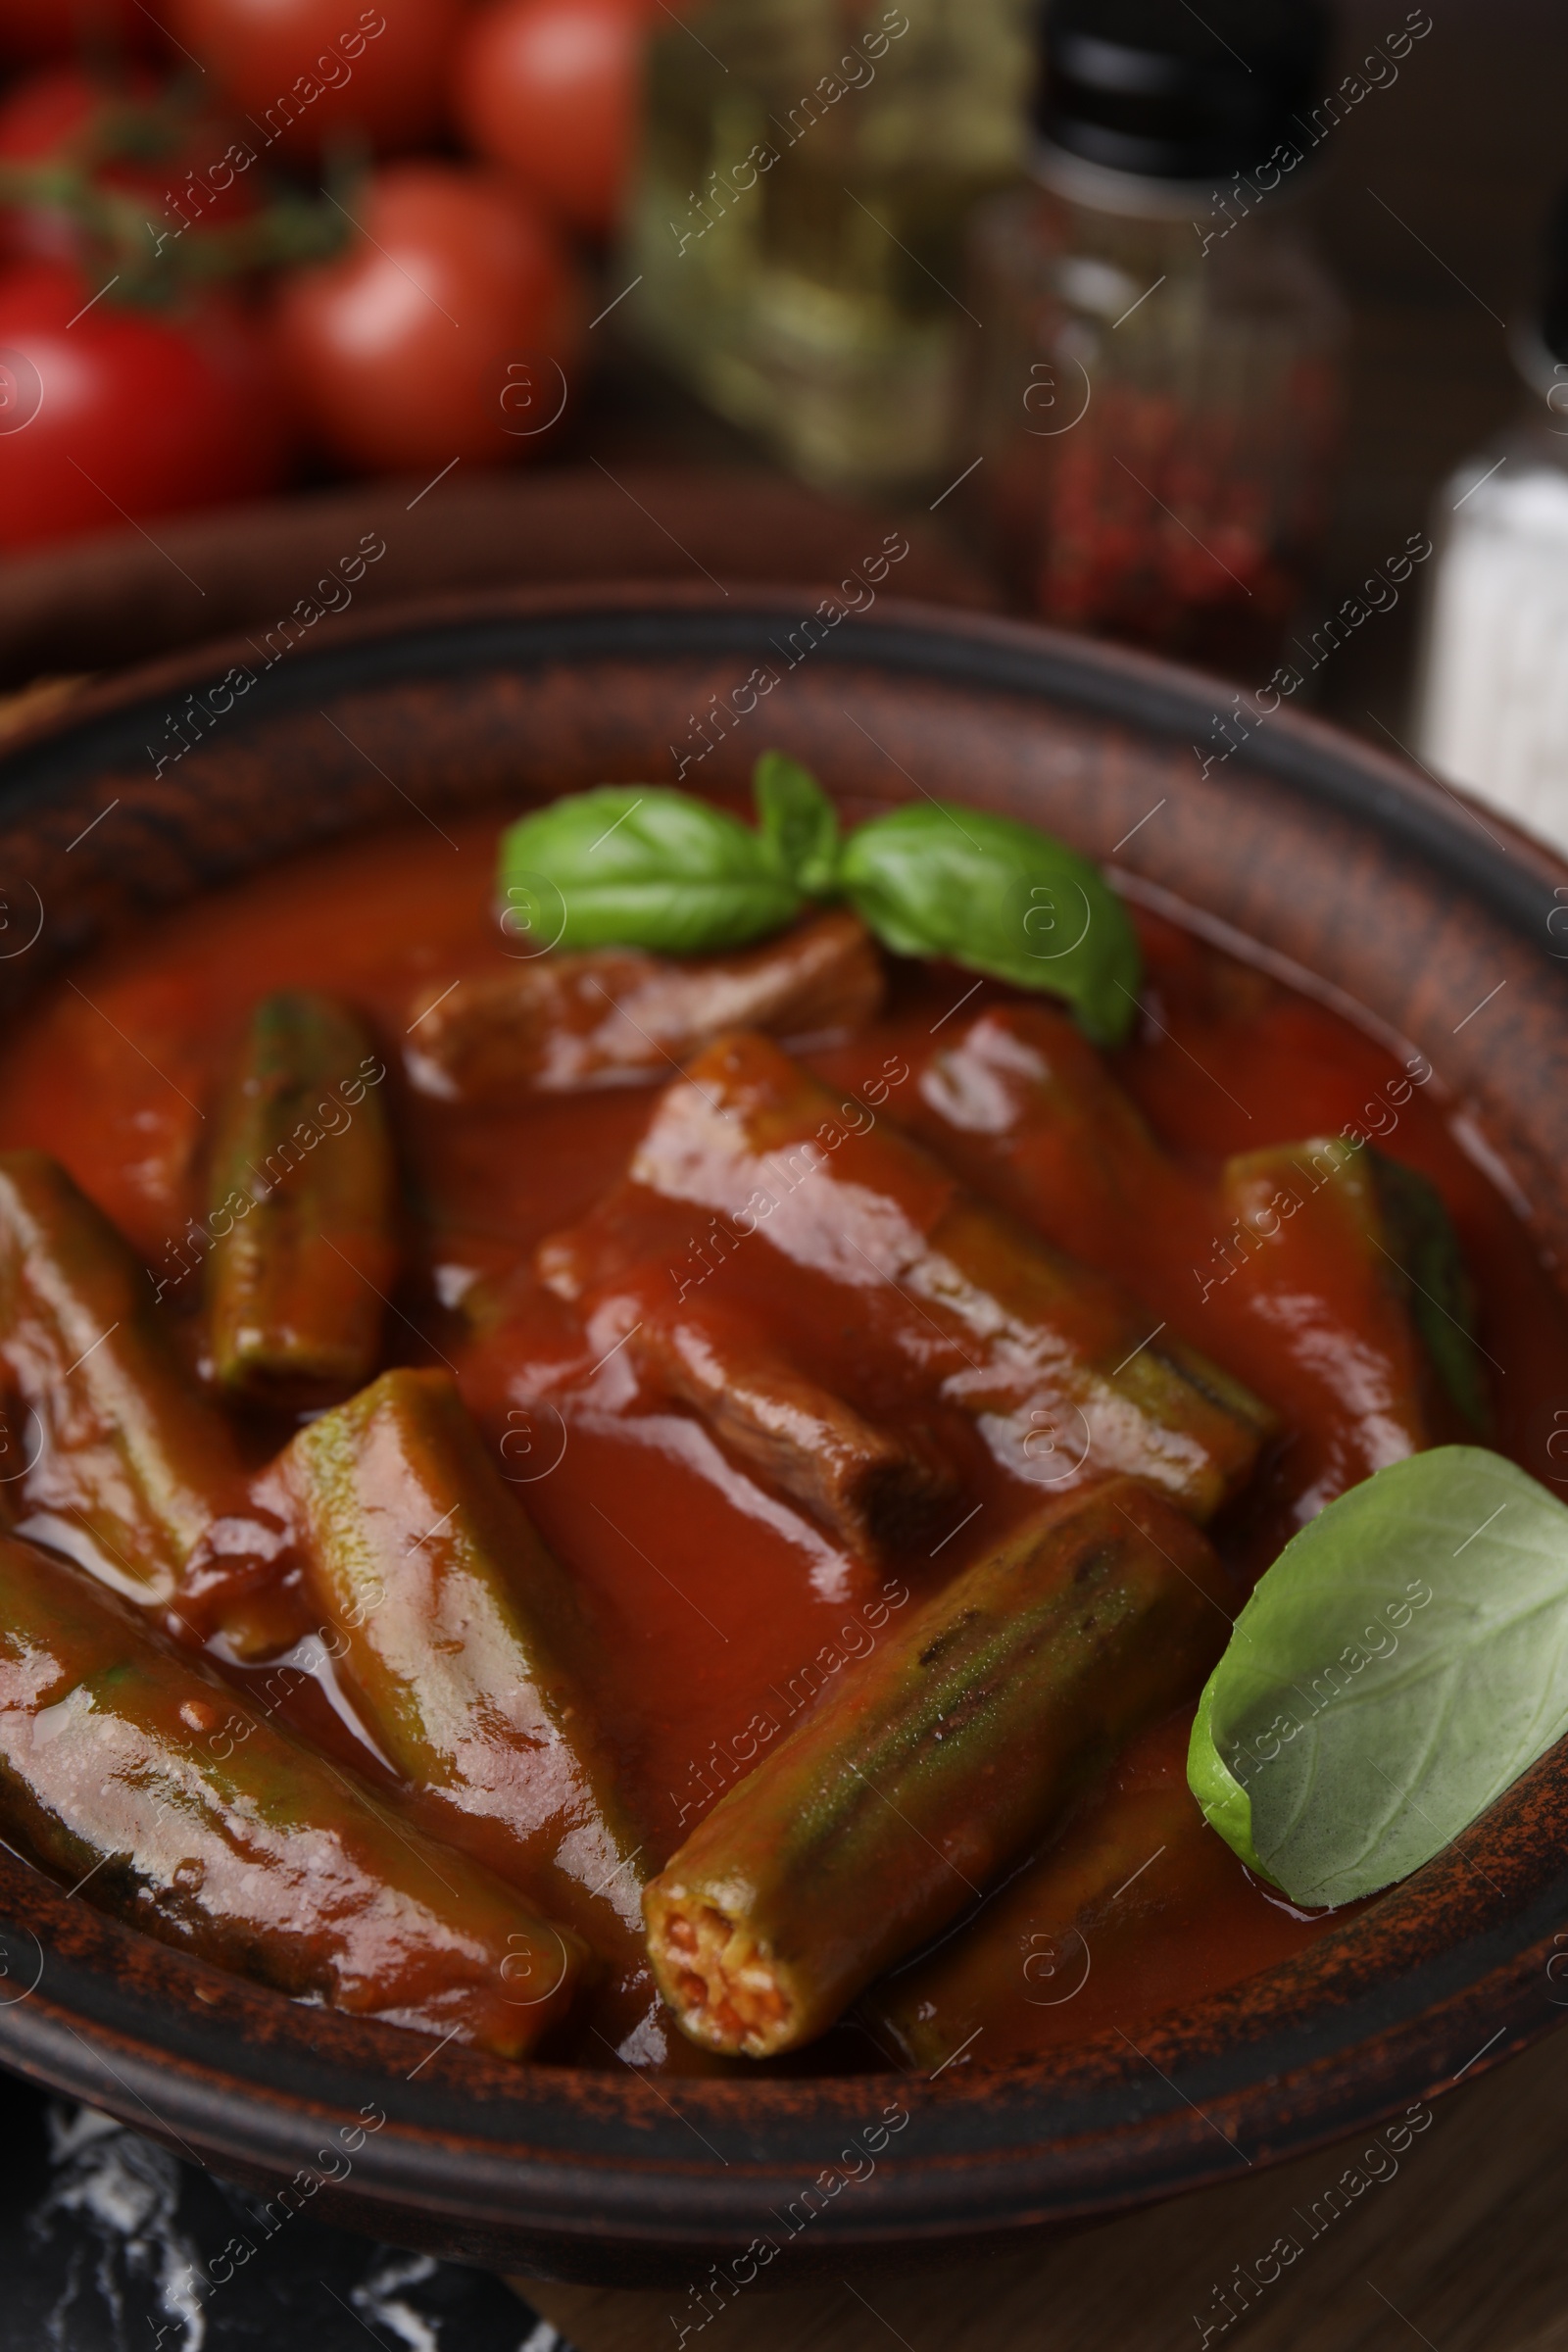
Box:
[0,2062,570,2352]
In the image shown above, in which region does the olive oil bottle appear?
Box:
[625,0,1029,494]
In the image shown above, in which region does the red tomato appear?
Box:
[0,0,152,63]
[452,0,650,238]
[168,0,462,156]
[0,68,257,266]
[0,261,289,550]
[270,163,582,473]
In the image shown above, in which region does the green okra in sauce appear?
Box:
[207,991,398,1408]
[407,906,885,1100]
[284,1367,644,1958]
[1365,1148,1488,1432]
[628,1298,956,1561]
[0,1530,586,2055]
[862,1741,1229,2074]
[549,1031,1274,1524]
[643,1476,1231,2056]
[0,1151,286,1609]
[908,1005,1488,1502]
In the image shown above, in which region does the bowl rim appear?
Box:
[1,579,1565,2265]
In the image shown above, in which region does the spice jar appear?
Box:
[968,0,1344,673]
[1414,188,1568,858]
[623,0,1032,496]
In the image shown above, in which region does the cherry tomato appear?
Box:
[0,260,289,550]
[0,68,257,266]
[452,0,651,238]
[270,162,582,473]
[0,0,152,63]
[167,0,462,156]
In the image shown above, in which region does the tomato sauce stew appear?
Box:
[0,811,1561,2077]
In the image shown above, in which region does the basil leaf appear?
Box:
[838,803,1141,1046]
[498,787,800,956]
[753,753,841,897]
[1188,1447,1568,1907]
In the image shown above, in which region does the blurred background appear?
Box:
[0,0,1563,833]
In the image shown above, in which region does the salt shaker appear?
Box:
[1415,189,1568,857]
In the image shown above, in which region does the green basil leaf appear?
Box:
[837,803,1141,1046]
[1188,1447,1568,1907]
[753,752,841,897]
[497,786,800,956]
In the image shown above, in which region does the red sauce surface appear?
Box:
[3,811,1565,2073]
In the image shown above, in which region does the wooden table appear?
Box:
[521,2019,1568,2352]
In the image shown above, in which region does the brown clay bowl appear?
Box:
[0,584,1564,2288]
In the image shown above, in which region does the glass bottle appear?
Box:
[1414,192,1568,857]
[968,0,1345,675]
[624,0,1032,496]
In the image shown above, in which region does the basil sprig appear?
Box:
[497,756,1140,1043]
[1188,1447,1568,1908]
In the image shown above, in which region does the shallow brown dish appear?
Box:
[0,583,1565,2288]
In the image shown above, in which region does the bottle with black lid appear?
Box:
[969,0,1349,672]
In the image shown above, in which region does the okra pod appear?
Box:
[207,992,397,1407]
[563,1031,1272,1522]
[910,1009,1485,1493]
[643,1476,1230,2056]
[863,1749,1212,2072]
[0,1531,585,2055]
[1366,1148,1488,1431]
[864,1710,1337,2073]
[0,1151,288,1609]
[406,907,884,1101]
[630,1301,956,1560]
[909,1003,1176,1276]
[1211,1138,1472,1471]
[284,1367,644,1962]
